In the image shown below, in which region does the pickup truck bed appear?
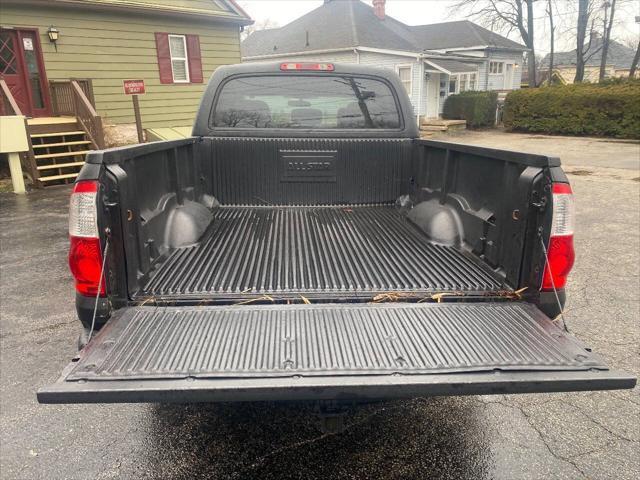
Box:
[141,205,503,300]
[38,62,635,405]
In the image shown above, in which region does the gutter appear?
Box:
[437,45,529,53]
[416,54,423,124]
[7,0,254,26]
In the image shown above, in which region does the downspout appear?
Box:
[485,53,490,91]
[353,48,360,64]
[416,55,423,127]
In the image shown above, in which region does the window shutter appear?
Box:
[186,35,203,83]
[155,32,173,84]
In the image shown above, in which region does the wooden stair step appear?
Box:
[33,140,91,149]
[421,125,448,131]
[420,119,467,127]
[27,117,77,126]
[37,161,85,171]
[30,131,86,138]
[38,173,79,182]
[35,150,90,160]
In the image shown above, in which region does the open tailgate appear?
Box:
[38,303,635,403]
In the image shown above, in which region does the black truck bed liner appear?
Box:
[38,302,635,404]
[141,206,504,299]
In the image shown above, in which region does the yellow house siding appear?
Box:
[84,0,225,12]
[1,4,242,127]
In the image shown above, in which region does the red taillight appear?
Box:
[541,183,575,291]
[68,181,105,296]
[280,62,335,71]
[69,237,105,296]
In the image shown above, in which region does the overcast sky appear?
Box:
[238,0,640,56]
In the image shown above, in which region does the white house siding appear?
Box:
[357,51,424,118]
[485,51,523,90]
[477,59,489,90]
[441,49,523,91]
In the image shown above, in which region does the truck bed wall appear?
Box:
[100,138,552,299]
[203,137,413,205]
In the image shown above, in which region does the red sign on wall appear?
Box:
[123,79,145,95]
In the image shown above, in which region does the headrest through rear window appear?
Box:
[290,108,323,128]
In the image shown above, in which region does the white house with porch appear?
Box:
[242,0,526,123]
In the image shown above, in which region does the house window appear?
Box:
[459,75,467,92]
[450,73,477,94]
[489,61,504,74]
[457,73,477,92]
[396,65,412,95]
[449,75,457,94]
[155,32,203,84]
[169,34,189,83]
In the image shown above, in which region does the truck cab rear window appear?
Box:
[211,75,401,129]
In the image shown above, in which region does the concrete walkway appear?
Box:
[438,129,640,175]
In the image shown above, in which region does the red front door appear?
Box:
[0,28,51,117]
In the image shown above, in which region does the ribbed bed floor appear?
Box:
[141,206,504,298]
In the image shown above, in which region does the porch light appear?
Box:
[47,26,59,51]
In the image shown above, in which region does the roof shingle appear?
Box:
[540,37,637,69]
[242,0,526,58]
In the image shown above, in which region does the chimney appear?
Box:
[372,0,385,20]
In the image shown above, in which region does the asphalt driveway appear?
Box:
[1,133,638,479]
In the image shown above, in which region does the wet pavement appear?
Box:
[1,136,638,479]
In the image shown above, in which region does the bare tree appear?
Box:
[598,0,617,81]
[547,0,555,85]
[630,39,640,78]
[241,18,279,41]
[575,0,589,82]
[574,0,602,82]
[452,0,537,87]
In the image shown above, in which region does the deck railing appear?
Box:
[71,81,105,149]
[50,79,104,149]
[0,78,42,188]
[50,79,95,116]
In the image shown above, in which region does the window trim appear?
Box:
[448,71,478,94]
[395,64,413,96]
[168,34,190,83]
[468,72,477,90]
[448,74,458,94]
[489,61,504,75]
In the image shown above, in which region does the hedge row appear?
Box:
[442,91,498,128]
[504,80,640,139]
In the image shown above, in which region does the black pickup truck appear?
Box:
[39,63,635,405]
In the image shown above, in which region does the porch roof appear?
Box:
[424,58,478,75]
